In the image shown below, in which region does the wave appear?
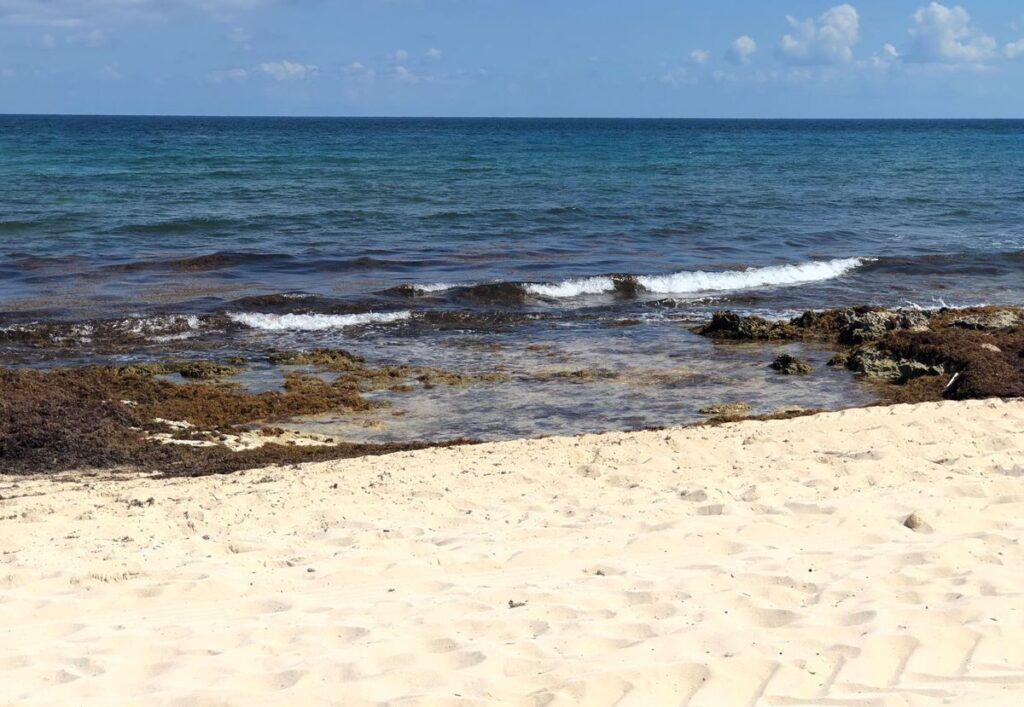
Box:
[227,311,412,331]
[527,258,869,299]
[414,282,458,293]
[0,314,205,346]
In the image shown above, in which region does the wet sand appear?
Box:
[3,398,1024,705]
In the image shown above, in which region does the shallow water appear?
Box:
[2,117,1021,441]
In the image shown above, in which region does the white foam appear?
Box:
[228,311,412,331]
[414,283,457,293]
[525,258,869,299]
[525,276,616,298]
[637,258,868,294]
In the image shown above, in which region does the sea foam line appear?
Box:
[526,257,869,298]
[227,311,412,331]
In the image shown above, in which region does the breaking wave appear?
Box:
[526,258,870,298]
[227,311,412,331]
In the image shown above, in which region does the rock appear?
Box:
[951,310,1021,331]
[693,311,797,341]
[835,308,930,345]
[679,489,709,503]
[845,346,943,382]
[699,401,752,417]
[697,503,729,516]
[980,342,1002,353]
[177,361,242,380]
[903,512,932,533]
[827,350,850,367]
[770,405,808,416]
[770,353,813,375]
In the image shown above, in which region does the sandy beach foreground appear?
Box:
[3,399,1024,706]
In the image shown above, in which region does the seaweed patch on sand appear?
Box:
[0,351,491,476]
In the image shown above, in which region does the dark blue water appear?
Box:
[1,116,1022,440]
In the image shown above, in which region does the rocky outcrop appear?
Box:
[696,307,933,345]
[950,310,1022,331]
[692,312,796,341]
[694,305,1024,403]
[770,354,812,375]
[844,346,946,382]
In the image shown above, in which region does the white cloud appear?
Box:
[1006,39,1024,59]
[393,49,409,63]
[426,47,442,61]
[779,4,860,65]
[661,67,693,86]
[869,42,900,69]
[343,61,375,81]
[906,2,997,64]
[727,35,757,64]
[260,60,317,80]
[207,67,248,82]
[689,48,709,64]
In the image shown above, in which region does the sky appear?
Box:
[1,0,1023,117]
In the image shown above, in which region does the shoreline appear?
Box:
[2,303,1022,475]
[3,398,1024,704]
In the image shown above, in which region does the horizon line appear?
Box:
[2,112,1022,121]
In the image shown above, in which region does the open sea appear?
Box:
[2,116,1023,441]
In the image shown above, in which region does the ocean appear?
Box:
[2,116,1023,441]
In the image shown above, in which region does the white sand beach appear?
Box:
[3,398,1024,706]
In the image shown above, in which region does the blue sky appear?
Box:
[1,1,1023,117]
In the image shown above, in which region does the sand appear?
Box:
[3,398,1024,706]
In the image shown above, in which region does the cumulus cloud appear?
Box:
[905,2,996,64]
[727,35,757,64]
[344,61,375,80]
[869,43,900,69]
[689,49,709,64]
[779,4,860,65]
[207,67,248,82]
[426,47,442,61]
[260,60,317,80]
[1006,39,1024,59]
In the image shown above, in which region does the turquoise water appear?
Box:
[1,117,1021,439]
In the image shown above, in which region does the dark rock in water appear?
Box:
[178,361,243,380]
[950,310,1022,330]
[463,282,527,304]
[692,311,797,341]
[699,401,752,417]
[610,275,643,297]
[770,353,813,375]
[827,350,850,367]
[381,284,419,298]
